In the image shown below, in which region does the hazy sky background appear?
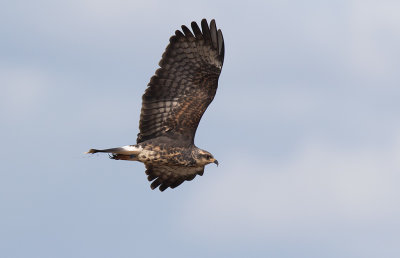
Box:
[1,0,400,257]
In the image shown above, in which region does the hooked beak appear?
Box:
[213,160,219,166]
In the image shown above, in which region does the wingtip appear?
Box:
[210,19,216,28]
[181,25,193,37]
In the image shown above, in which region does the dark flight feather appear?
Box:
[137,19,225,145]
[145,164,205,192]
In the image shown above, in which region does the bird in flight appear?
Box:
[86,19,225,191]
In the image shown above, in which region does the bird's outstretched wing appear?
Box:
[137,19,225,144]
[145,164,204,191]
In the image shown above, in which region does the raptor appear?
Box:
[87,19,224,191]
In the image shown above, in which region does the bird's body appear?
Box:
[87,19,224,191]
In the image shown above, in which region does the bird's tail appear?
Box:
[85,145,143,155]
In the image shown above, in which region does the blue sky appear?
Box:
[1,0,400,257]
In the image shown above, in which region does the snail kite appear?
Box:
[86,19,225,191]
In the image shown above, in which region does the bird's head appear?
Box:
[195,149,218,166]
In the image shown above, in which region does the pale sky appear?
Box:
[1,1,400,257]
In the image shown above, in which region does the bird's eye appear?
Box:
[205,155,211,159]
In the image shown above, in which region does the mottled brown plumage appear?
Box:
[87,19,224,191]
[138,19,224,144]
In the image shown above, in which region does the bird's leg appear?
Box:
[109,153,138,161]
